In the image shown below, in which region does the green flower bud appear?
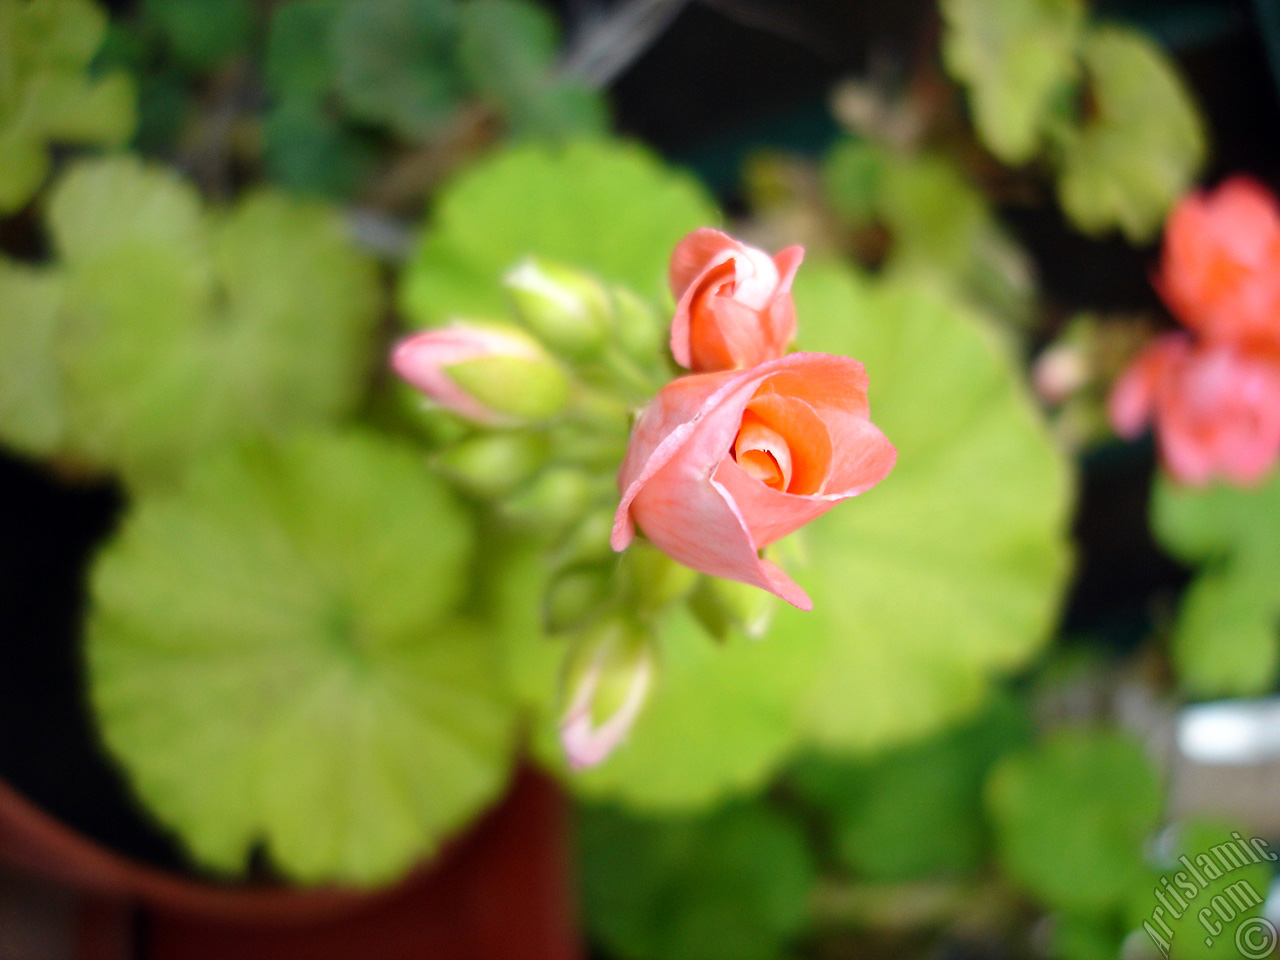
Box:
[610,285,665,366]
[437,433,548,500]
[500,467,600,528]
[689,575,777,641]
[554,508,616,568]
[445,351,571,422]
[559,617,655,769]
[504,257,612,360]
[544,564,614,634]
[623,540,698,614]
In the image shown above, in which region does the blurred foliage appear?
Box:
[941,0,1086,165]
[942,0,1206,241]
[88,430,515,885]
[142,0,254,70]
[823,138,1036,323]
[1154,474,1280,695]
[579,801,816,960]
[1052,25,1207,243]
[1127,819,1273,960]
[260,0,606,195]
[987,728,1162,913]
[0,0,135,212]
[0,155,382,484]
[789,697,1029,882]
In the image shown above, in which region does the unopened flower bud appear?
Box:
[610,285,664,366]
[393,323,570,424]
[622,540,698,613]
[500,467,600,528]
[559,618,655,769]
[1034,343,1090,406]
[554,509,616,568]
[544,564,614,634]
[504,257,612,360]
[438,433,548,500]
[689,575,777,640]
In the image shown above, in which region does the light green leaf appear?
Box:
[399,139,718,326]
[1153,474,1280,696]
[0,260,65,457]
[87,430,516,885]
[45,155,382,483]
[1054,25,1206,243]
[578,801,816,960]
[0,0,136,212]
[789,697,1028,881]
[986,728,1162,913]
[941,0,1085,164]
[331,0,464,140]
[784,261,1073,752]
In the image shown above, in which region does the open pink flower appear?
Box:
[1159,177,1280,350]
[669,228,804,372]
[1110,333,1280,487]
[611,353,896,609]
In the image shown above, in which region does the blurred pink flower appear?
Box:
[1160,177,1280,350]
[669,228,804,372]
[611,353,896,609]
[1110,333,1280,487]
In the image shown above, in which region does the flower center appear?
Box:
[730,388,834,496]
[734,413,792,491]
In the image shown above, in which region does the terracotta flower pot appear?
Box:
[0,767,581,960]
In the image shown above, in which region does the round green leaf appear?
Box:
[1054,25,1206,243]
[0,260,65,457]
[789,697,1029,882]
[0,0,136,212]
[986,728,1162,913]
[88,430,516,885]
[46,156,382,483]
[398,138,719,327]
[941,0,1086,164]
[331,0,464,140]
[579,801,816,960]
[1153,474,1280,696]
[782,261,1073,752]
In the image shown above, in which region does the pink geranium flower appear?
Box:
[1159,177,1280,350]
[669,228,804,372]
[1111,334,1280,487]
[611,353,897,609]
